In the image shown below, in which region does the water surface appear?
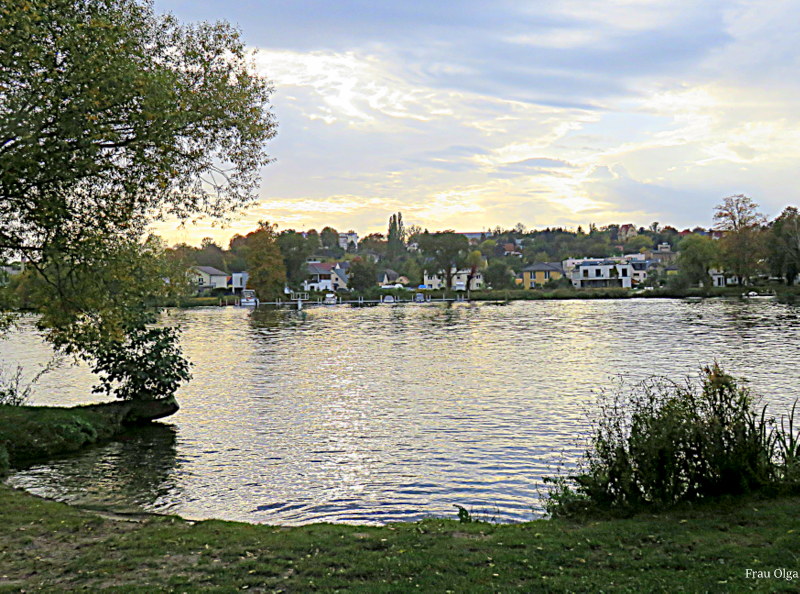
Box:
[4,299,799,524]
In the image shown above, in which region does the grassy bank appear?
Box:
[0,399,177,476]
[0,484,797,591]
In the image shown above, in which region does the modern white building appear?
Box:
[570,260,633,289]
[423,268,484,290]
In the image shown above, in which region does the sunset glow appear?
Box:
[151,0,800,246]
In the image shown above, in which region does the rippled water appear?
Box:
[4,299,800,524]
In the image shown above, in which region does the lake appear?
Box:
[3,299,800,525]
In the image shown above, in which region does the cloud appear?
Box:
[149,0,800,245]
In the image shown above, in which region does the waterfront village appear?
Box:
[171,198,800,300]
[4,198,798,303]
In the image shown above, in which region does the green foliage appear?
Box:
[319,227,340,251]
[1,0,276,402]
[623,235,654,253]
[1,0,276,259]
[91,326,191,401]
[29,235,189,352]
[386,212,406,259]
[768,206,800,285]
[714,195,767,284]
[484,260,514,289]
[677,234,718,287]
[548,364,800,516]
[418,231,469,289]
[277,231,315,287]
[454,505,473,523]
[244,222,286,301]
[347,258,378,293]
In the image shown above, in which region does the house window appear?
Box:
[621,268,628,277]
[544,271,551,280]
[530,281,536,288]
[582,269,588,278]
[595,269,602,277]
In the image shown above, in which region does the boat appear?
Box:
[414,293,426,303]
[240,289,259,307]
[323,293,337,305]
[382,295,396,304]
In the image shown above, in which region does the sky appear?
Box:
[150,0,800,246]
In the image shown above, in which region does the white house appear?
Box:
[571,260,633,289]
[230,271,249,292]
[423,268,484,290]
[302,261,350,292]
[338,232,359,251]
[709,268,740,287]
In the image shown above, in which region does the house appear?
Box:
[619,224,638,242]
[709,268,740,287]
[423,268,484,290]
[190,266,228,291]
[377,269,401,286]
[229,272,250,293]
[630,260,659,285]
[644,242,677,265]
[521,262,564,288]
[571,260,633,289]
[338,232,358,251]
[302,261,350,292]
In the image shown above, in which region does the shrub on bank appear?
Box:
[547,364,800,517]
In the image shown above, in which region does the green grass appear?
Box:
[0,485,798,591]
[0,404,129,475]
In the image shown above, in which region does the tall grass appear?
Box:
[547,364,800,516]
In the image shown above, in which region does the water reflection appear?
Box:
[7,423,181,513]
[4,300,800,525]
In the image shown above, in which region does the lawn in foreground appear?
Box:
[1,485,798,592]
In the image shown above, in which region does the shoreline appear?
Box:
[2,404,799,589]
[165,286,797,309]
[1,479,797,590]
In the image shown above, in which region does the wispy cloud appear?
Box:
[151,0,800,244]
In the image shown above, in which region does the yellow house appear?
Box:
[522,262,564,289]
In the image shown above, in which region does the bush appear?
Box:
[91,326,191,401]
[547,364,800,516]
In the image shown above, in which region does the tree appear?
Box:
[196,238,227,270]
[768,207,800,285]
[277,231,314,287]
[418,231,469,289]
[305,229,321,253]
[347,258,378,293]
[0,0,276,401]
[677,234,719,287]
[2,0,275,260]
[484,260,514,289]
[387,212,406,259]
[713,195,767,284]
[320,227,340,251]
[358,233,387,259]
[244,222,286,300]
[623,235,654,254]
[464,250,485,291]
